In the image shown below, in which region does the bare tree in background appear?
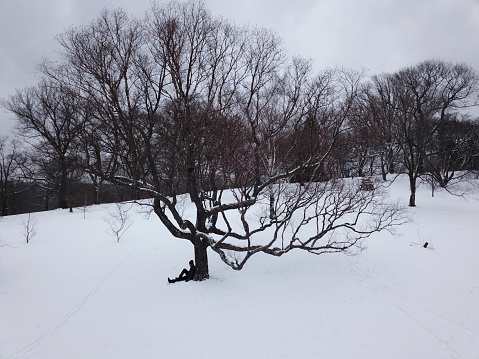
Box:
[371,60,479,206]
[21,213,37,243]
[2,80,86,210]
[349,81,402,180]
[0,137,22,216]
[425,114,479,189]
[105,202,133,242]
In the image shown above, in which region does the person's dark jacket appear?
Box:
[186,264,196,281]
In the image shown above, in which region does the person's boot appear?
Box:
[168,277,175,284]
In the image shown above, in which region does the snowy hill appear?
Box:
[1,176,479,359]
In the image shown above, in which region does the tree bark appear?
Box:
[59,159,69,209]
[408,175,416,207]
[193,238,209,281]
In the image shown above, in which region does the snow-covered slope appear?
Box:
[1,176,479,359]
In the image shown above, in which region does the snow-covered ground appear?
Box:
[1,176,479,359]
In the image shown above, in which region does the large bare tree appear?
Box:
[10,1,407,281]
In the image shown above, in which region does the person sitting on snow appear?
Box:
[168,260,196,283]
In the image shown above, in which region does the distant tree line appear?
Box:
[1,0,478,279]
[0,134,140,215]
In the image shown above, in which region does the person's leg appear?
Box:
[168,268,189,284]
[172,268,188,282]
[178,268,188,279]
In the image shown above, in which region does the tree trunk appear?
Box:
[408,175,416,207]
[269,185,276,220]
[58,165,69,209]
[193,238,209,281]
[387,147,395,174]
[93,178,100,205]
[380,155,387,181]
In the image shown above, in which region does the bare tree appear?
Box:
[371,60,479,206]
[425,114,479,189]
[21,213,38,243]
[0,137,21,216]
[349,81,402,180]
[105,202,133,242]
[11,1,407,281]
[2,80,85,210]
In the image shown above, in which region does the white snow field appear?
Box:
[1,176,479,359]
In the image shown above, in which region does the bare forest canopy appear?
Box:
[1,0,479,280]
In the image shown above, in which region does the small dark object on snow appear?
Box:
[360,178,374,191]
[423,242,429,248]
[168,260,196,283]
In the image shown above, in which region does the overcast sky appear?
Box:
[1,0,479,135]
